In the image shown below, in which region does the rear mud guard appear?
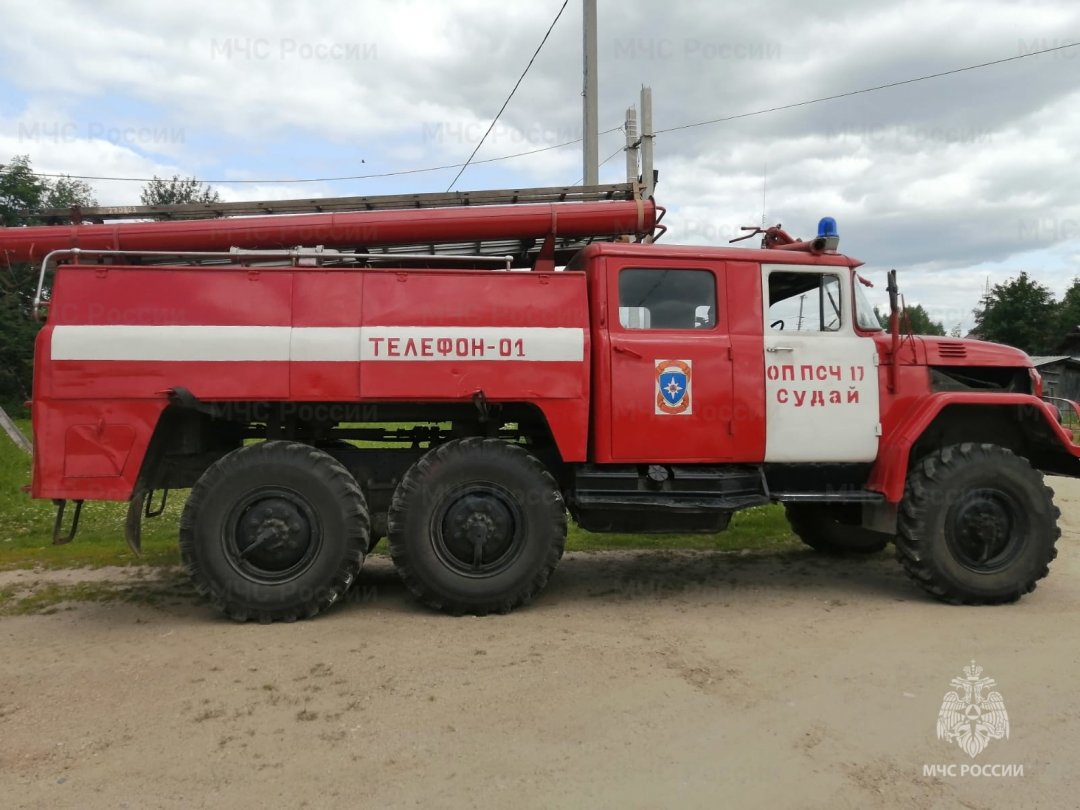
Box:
[51,499,84,545]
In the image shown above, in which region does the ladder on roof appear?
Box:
[29,183,642,223]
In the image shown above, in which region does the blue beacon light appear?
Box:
[817,217,840,251]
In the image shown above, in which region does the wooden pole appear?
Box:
[0,406,31,455]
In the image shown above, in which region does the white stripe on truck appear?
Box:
[51,325,585,363]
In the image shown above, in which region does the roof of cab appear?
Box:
[571,241,863,269]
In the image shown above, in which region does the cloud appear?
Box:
[0,0,1078,327]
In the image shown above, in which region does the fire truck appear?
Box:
[5,183,1075,621]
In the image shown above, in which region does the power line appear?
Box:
[445,0,568,192]
[1,127,620,185]
[5,41,1077,187]
[572,142,625,186]
[656,41,1080,135]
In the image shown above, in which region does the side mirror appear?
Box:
[886,269,899,321]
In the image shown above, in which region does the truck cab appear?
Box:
[578,243,882,467]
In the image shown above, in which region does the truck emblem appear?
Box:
[655,359,692,415]
[936,660,1010,758]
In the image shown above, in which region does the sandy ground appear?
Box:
[3,482,1080,809]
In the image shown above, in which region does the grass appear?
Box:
[0,581,154,616]
[0,420,184,569]
[569,505,795,552]
[0,419,795,572]
[0,570,195,616]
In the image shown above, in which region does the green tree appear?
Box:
[972,272,1057,353]
[0,155,47,225]
[41,175,98,211]
[874,303,946,335]
[0,156,98,222]
[0,264,39,409]
[0,156,98,411]
[1053,277,1080,346]
[140,175,221,206]
[903,303,946,336]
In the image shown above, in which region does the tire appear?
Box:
[180,441,369,622]
[896,443,1059,604]
[784,503,890,555]
[388,437,566,614]
[315,438,382,554]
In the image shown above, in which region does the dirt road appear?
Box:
[3,481,1080,809]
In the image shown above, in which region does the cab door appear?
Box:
[761,264,880,462]
[607,261,735,461]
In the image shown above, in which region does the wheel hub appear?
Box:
[436,489,521,575]
[232,495,317,577]
[947,489,1022,571]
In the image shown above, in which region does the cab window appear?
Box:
[618,268,716,330]
[767,272,842,332]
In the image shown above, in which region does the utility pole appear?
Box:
[582,0,599,186]
[640,85,654,200]
[624,105,638,185]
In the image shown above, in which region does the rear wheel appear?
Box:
[388,438,566,614]
[180,441,369,622]
[785,503,890,555]
[896,443,1059,604]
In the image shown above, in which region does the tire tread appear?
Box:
[387,437,566,615]
[179,441,369,623]
[895,443,1059,604]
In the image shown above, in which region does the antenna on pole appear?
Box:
[582,0,599,186]
[761,161,767,230]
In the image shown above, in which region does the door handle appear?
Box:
[767,346,795,353]
[613,344,643,359]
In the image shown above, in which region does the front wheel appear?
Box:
[896,443,1059,604]
[388,438,566,615]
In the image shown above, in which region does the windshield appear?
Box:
[853,275,883,331]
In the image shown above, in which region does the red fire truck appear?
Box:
[5,184,1076,621]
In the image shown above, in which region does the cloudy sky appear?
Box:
[1,0,1078,330]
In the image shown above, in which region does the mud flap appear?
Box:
[125,488,146,556]
[124,488,169,556]
[51,499,83,545]
[862,500,898,535]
